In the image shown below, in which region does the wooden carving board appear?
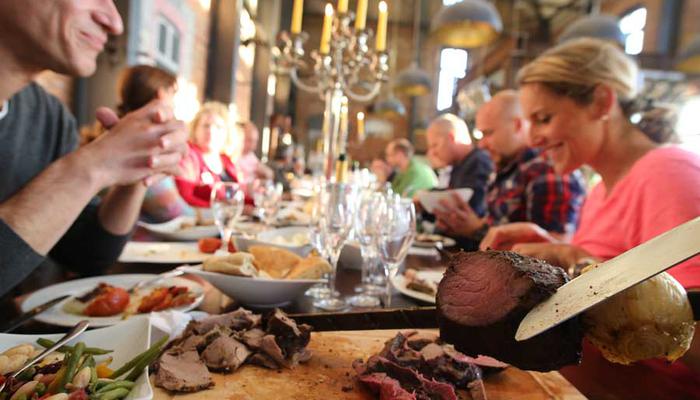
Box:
[152,330,585,400]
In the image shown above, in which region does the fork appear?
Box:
[0,320,89,393]
[127,268,186,294]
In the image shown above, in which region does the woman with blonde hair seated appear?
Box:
[175,102,247,206]
[480,38,700,399]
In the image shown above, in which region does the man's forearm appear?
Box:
[0,153,101,255]
[98,183,147,234]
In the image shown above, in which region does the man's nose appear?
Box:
[93,0,124,35]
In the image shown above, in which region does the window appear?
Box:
[619,7,646,55]
[155,15,181,72]
[442,0,462,5]
[436,48,468,111]
[677,96,700,154]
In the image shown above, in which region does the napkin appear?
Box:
[408,246,440,258]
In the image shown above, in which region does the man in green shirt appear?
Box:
[386,139,437,197]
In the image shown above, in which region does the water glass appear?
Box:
[377,194,416,307]
[210,182,245,251]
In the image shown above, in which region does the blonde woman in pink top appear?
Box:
[480,38,700,400]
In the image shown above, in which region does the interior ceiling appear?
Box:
[304,0,424,24]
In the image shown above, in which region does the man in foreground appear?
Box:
[0,0,188,297]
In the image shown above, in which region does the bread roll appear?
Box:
[248,245,301,278]
[203,252,258,277]
[286,256,332,280]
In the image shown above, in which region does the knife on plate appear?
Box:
[291,217,700,338]
[0,295,70,333]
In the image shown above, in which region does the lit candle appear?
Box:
[375,1,388,52]
[291,0,304,34]
[355,0,368,30]
[339,96,349,153]
[357,112,365,142]
[320,3,333,54]
[337,0,348,13]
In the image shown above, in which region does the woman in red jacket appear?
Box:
[175,102,243,207]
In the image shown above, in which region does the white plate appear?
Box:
[180,265,322,307]
[22,274,204,327]
[416,188,474,214]
[0,317,152,399]
[137,216,219,241]
[119,242,208,264]
[390,269,445,304]
[414,235,457,248]
[234,226,313,257]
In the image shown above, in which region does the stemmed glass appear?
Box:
[253,179,283,229]
[313,183,354,311]
[210,182,245,251]
[305,189,334,299]
[377,194,417,308]
[347,190,383,307]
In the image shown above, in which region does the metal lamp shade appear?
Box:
[430,0,503,48]
[558,14,625,46]
[677,36,700,73]
[375,97,406,117]
[394,65,432,96]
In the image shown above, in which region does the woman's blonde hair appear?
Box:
[190,101,241,157]
[517,38,676,143]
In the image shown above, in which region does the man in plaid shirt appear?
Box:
[434,91,585,245]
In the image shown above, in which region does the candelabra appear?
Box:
[274,2,390,180]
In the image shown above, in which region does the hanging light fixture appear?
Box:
[394,0,431,96]
[374,96,406,117]
[430,0,503,48]
[677,35,700,73]
[557,14,625,46]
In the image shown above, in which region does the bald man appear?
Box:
[425,113,493,250]
[434,90,586,245]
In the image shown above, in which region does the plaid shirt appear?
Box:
[486,148,585,234]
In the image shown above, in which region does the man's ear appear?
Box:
[591,84,617,120]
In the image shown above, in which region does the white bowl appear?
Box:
[179,265,322,307]
[0,317,152,400]
[234,226,312,257]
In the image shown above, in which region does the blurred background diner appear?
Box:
[2,1,700,399]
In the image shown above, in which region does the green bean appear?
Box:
[36,338,112,355]
[15,366,35,381]
[13,394,26,400]
[93,379,115,391]
[97,387,130,400]
[57,342,84,392]
[111,335,168,380]
[123,336,169,382]
[94,381,135,395]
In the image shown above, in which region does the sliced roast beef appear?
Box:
[357,356,458,400]
[437,251,582,371]
[189,308,261,335]
[201,335,251,371]
[357,373,417,400]
[236,328,266,349]
[155,348,213,392]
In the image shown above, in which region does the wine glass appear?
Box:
[210,182,245,251]
[347,190,383,307]
[313,183,354,311]
[253,179,283,229]
[377,194,417,308]
[305,187,334,299]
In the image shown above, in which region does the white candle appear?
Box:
[357,111,365,142]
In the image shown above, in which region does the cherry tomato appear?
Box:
[84,286,130,316]
[198,237,221,253]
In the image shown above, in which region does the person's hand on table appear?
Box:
[479,222,558,251]
[434,193,485,238]
[510,242,595,271]
[78,99,188,189]
[370,159,391,183]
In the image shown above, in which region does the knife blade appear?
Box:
[516,216,700,341]
[0,295,70,333]
[288,307,439,331]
